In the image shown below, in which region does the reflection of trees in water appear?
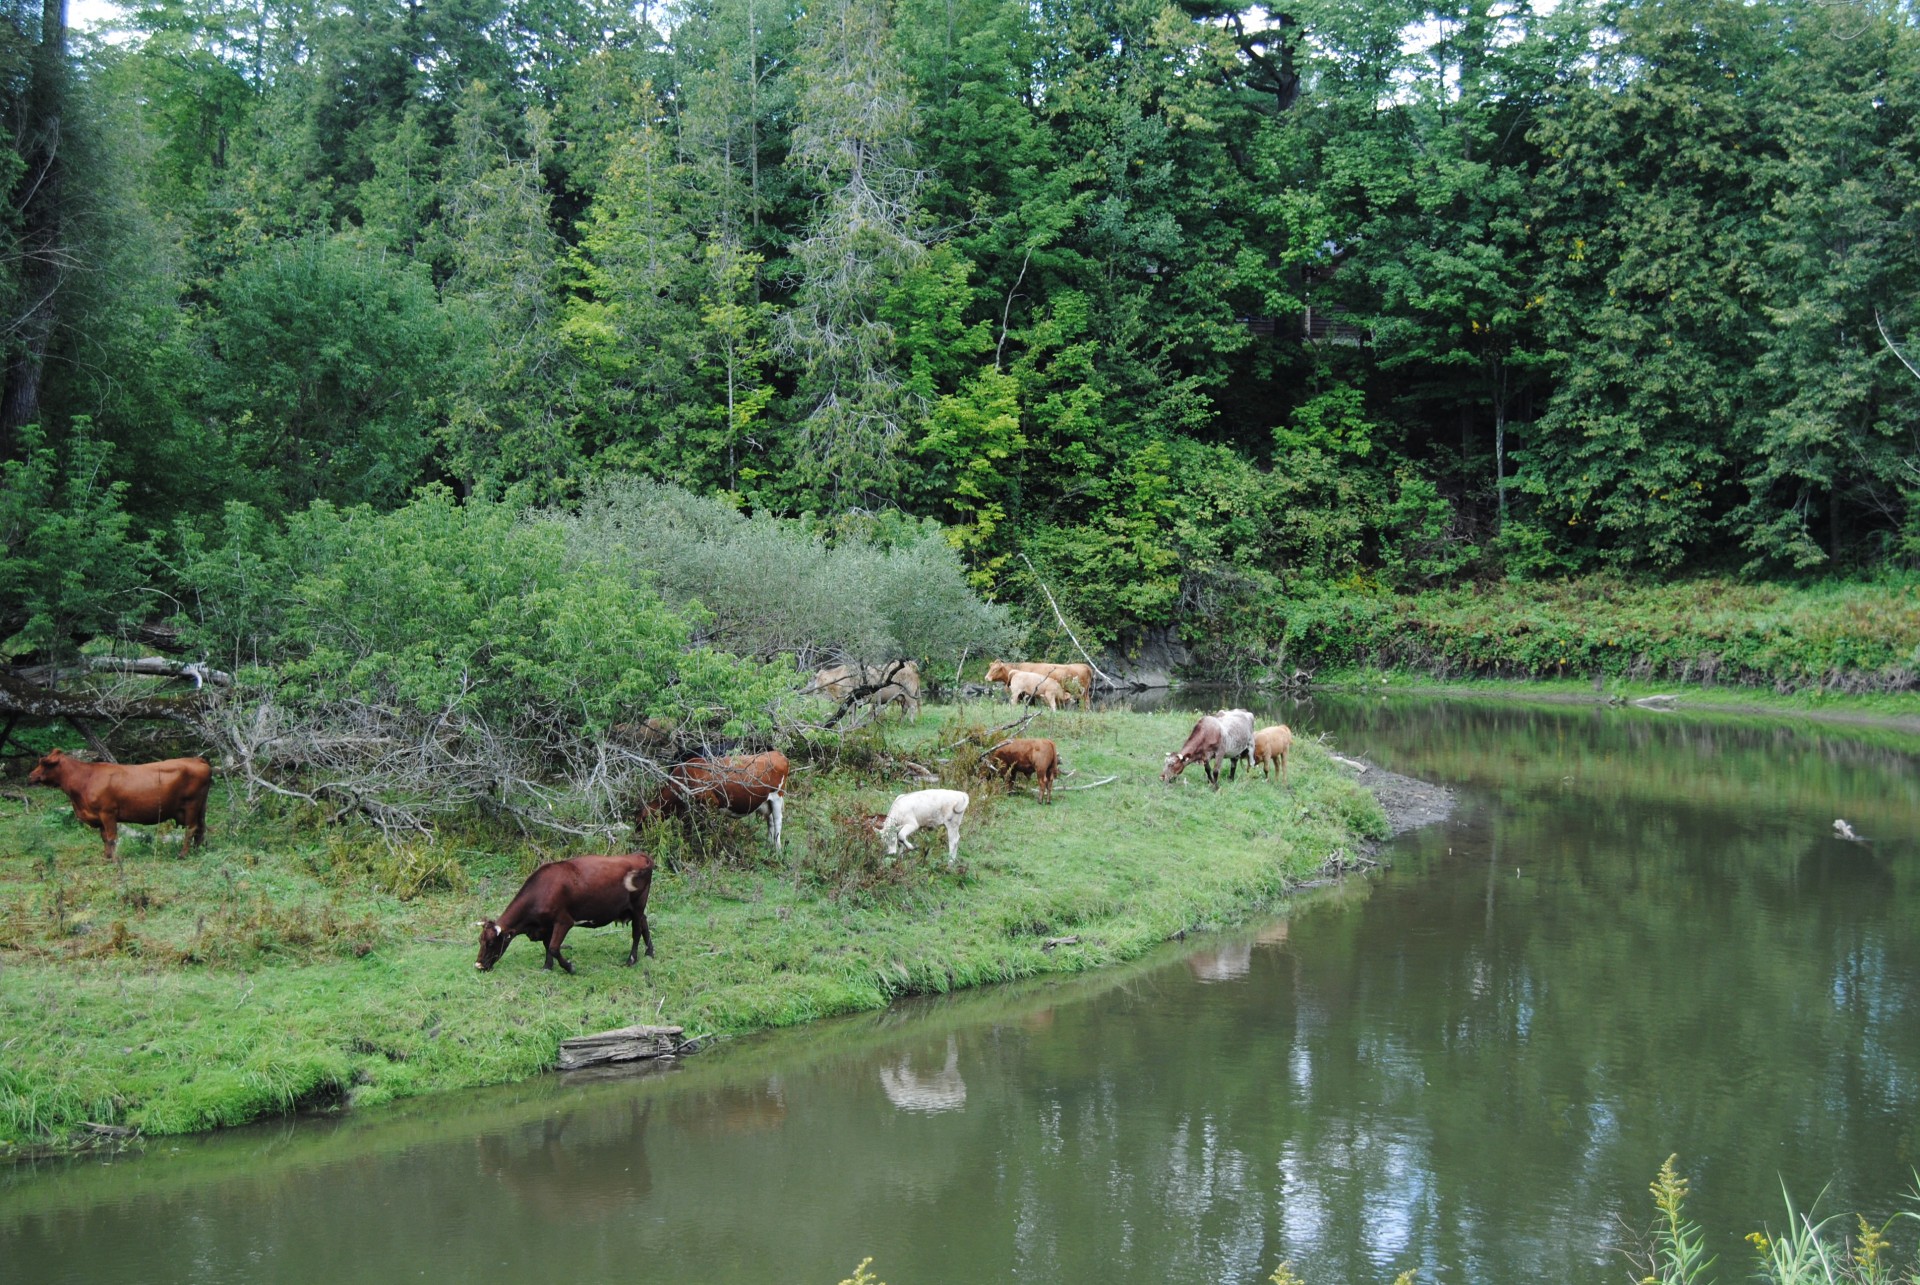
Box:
[477,1099,655,1222]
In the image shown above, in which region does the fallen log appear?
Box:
[556,1023,689,1071]
[87,657,232,688]
[0,669,209,722]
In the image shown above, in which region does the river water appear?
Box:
[5,696,1920,1283]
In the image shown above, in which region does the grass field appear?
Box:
[0,705,1385,1151]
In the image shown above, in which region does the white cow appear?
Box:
[881,788,970,865]
[1214,708,1256,780]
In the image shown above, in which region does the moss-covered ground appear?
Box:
[0,705,1385,1152]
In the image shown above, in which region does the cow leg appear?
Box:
[625,910,654,964]
[945,819,960,865]
[544,917,576,973]
[183,797,208,852]
[767,793,784,851]
[99,813,119,863]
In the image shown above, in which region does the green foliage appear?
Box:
[203,234,452,509]
[0,421,150,659]
[1271,576,1920,693]
[558,475,1017,664]
[174,488,797,832]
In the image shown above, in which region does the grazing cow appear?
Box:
[476,852,656,973]
[984,737,1060,803]
[880,789,970,865]
[1008,670,1068,711]
[1161,714,1226,788]
[1162,711,1255,789]
[27,748,212,862]
[635,751,789,850]
[985,660,1094,709]
[808,660,921,719]
[1253,724,1294,784]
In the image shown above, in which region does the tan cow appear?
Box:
[1253,724,1293,784]
[985,660,1094,709]
[809,660,921,719]
[1008,670,1067,711]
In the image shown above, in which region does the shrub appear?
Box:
[176,489,800,838]
[557,476,1018,666]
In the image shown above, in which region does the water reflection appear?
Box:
[879,1037,968,1114]
[7,698,1920,1285]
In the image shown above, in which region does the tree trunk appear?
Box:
[1,0,68,439]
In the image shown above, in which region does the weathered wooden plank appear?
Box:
[556,1024,686,1072]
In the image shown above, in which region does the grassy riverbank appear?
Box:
[0,707,1385,1153]
[1233,576,1920,699]
[1313,671,1920,730]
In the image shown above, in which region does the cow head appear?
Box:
[880,823,906,857]
[984,661,1011,684]
[1160,752,1188,784]
[27,749,71,786]
[476,919,510,971]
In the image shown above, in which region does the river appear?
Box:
[4,696,1919,1283]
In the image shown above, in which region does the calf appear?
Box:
[1008,670,1067,711]
[984,737,1060,803]
[1253,724,1293,784]
[880,789,970,865]
[27,748,212,862]
[635,751,789,850]
[476,852,656,973]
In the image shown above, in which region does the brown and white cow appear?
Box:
[635,750,790,849]
[477,852,656,973]
[27,748,212,862]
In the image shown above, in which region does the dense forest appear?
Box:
[0,0,1916,669]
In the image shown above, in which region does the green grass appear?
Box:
[1265,576,1920,698]
[0,705,1383,1151]
[1315,670,1920,730]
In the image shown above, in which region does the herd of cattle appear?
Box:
[21,659,1296,976]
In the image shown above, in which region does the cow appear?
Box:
[880,789,970,865]
[476,852,656,973]
[1161,709,1256,789]
[1213,708,1256,779]
[983,737,1060,803]
[27,748,212,862]
[985,660,1094,709]
[808,660,921,719]
[635,751,789,850]
[1254,724,1294,784]
[1007,670,1067,711]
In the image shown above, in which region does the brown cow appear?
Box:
[1253,724,1293,784]
[1161,715,1229,789]
[984,737,1060,803]
[477,852,656,973]
[635,750,789,849]
[27,748,212,862]
[985,660,1094,708]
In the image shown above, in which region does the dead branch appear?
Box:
[1017,552,1118,690]
[1055,775,1116,791]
